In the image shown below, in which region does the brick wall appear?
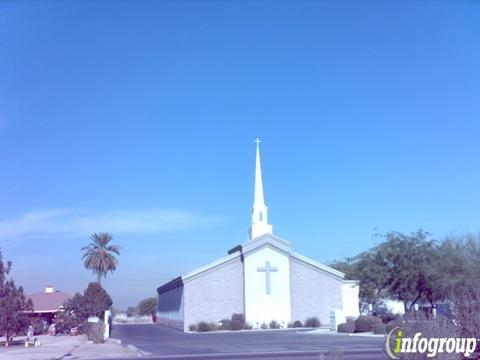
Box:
[183,257,244,331]
[289,257,343,327]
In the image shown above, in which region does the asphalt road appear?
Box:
[111,324,387,360]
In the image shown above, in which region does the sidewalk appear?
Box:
[0,334,136,360]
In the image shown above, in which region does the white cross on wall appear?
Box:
[257,260,278,294]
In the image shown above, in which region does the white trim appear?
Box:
[181,252,241,281]
[243,233,292,248]
[290,252,345,279]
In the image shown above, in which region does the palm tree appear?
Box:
[82,232,120,284]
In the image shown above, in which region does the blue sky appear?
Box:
[0,0,479,309]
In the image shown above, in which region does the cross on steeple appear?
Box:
[257,260,278,294]
[248,138,273,239]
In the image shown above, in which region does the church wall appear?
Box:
[244,245,291,327]
[289,257,343,328]
[157,286,184,330]
[342,281,360,318]
[183,257,244,331]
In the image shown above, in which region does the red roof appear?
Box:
[28,291,71,313]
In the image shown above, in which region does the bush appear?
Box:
[386,319,404,333]
[31,318,47,335]
[305,317,321,328]
[188,324,197,332]
[260,322,268,329]
[269,320,280,329]
[53,311,83,335]
[354,315,382,333]
[293,320,303,328]
[197,321,211,332]
[372,323,387,334]
[86,321,105,343]
[337,322,355,333]
[219,318,231,330]
[400,313,460,360]
[379,312,397,324]
[230,313,245,330]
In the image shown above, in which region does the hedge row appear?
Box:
[337,315,387,334]
[189,315,321,332]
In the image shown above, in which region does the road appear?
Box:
[111,324,387,360]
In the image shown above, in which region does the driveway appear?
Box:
[111,324,387,359]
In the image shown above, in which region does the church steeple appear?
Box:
[248,138,273,240]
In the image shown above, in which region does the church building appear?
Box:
[156,140,360,331]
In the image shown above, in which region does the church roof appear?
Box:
[157,251,243,294]
[181,252,242,281]
[290,252,345,279]
[156,276,183,295]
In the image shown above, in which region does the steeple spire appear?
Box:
[248,138,273,240]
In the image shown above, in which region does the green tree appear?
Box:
[64,293,89,323]
[435,234,480,296]
[126,306,137,317]
[82,282,113,317]
[137,297,157,316]
[331,230,440,313]
[82,232,120,284]
[61,283,113,334]
[330,253,389,312]
[0,250,33,346]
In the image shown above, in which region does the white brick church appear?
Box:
[156,140,360,331]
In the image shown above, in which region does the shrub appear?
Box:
[219,318,231,330]
[244,322,253,330]
[230,313,245,330]
[293,320,303,328]
[197,321,211,332]
[86,321,105,343]
[400,313,460,360]
[31,318,47,335]
[345,316,356,323]
[354,315,382,333]
[379,312,397,324]
[305,317,321,328]
[337,322,355,333]
[269,320,280,329]
[53,311,83,335]
[260,322,268,329]
[188,324,197,332]
[386,319,404,333]
[372,323,387,334]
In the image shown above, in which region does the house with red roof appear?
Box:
[28,286,71,323]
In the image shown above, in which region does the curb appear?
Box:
[138,348,384,359]
[108,337,147,357]
[107,338,122,345]
[127,344,146,357]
